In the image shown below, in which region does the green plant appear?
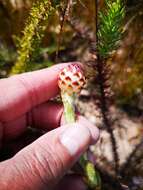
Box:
[96,0,125,173]
[10,0,55,75]
[98,0,125,58]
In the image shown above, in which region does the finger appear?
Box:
[28,101,63,131]
[77,116,100,144]
[0,118,99,190]
[3,101,63,141]
[0,62,81,122]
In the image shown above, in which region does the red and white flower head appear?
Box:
[58,64,86,95]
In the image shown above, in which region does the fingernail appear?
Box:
[60,124,90,156]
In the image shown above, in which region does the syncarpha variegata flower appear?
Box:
[58,63,100,189]
[58,64,86,123]
[58,64,86,95]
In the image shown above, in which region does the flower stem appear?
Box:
[61,91,75,123]
[61,91,101,189]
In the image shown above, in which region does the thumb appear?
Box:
[0,117,99,190]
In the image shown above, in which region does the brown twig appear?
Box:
[56,0,73,63]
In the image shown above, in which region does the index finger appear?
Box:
[0,62,81,122]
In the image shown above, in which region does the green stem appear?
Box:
[80,153,101,189]
[61,91,101,189]
[61,91,75,123]
[85,162,101,189]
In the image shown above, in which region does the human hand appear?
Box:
[0,63,99,190]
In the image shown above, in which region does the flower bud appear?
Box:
[58,64,86,94]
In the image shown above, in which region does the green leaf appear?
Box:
[98,0,125,58]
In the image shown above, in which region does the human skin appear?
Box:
[0,62,99,190]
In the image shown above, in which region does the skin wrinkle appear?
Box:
[28,127,73,188]
[16,76,39,111]
[25,157,45,190]
[12,150,45,190]
[0,158,29,190]
[26,102,63,130]
[54,142,66,177]
[12,159,29,189]
[13,142,61,190]
[0,160,13,189]
[18,68,59,105]
[33,144,57,188]
[45,142,66,180]
[27,108,37,128]
[13,149,59,190]
[34,141,61,182]
[32,152,51,190]
[29,102,63,130]
[0,77,30,122]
